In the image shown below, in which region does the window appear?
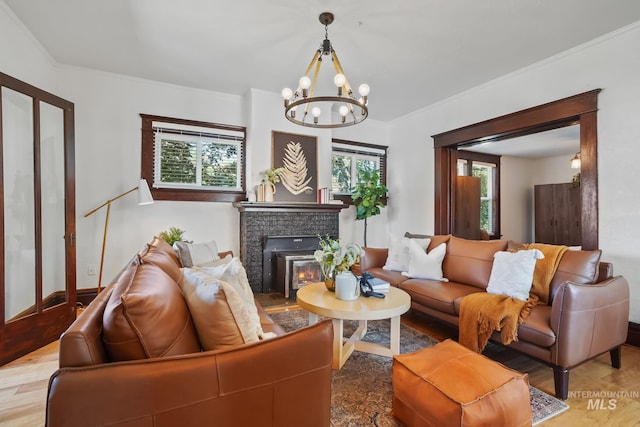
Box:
[457,150,501,238]
[141,114,246,202]
[331,139,387,204]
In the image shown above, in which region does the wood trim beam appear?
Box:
[432,90,600,249]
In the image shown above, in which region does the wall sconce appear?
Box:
[570,152,581,169]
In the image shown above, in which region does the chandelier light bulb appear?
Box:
[339,105,349,116]
[299,76,312,89]
[281,87,293,100]
[358,83,370,96]
[311,106,321,117]
[333,73,346,87]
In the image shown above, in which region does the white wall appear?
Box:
[0,2,56,91]
[57,67,246,288]
[500,156,534,243]
[389,21,640,322]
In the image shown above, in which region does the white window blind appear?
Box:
[152,121,244,191]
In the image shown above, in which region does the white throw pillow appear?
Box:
[173,240,220,267]
[486,249,545,301]
[181,269,259,350]
[189,257,264,338]
[384,236,431,272]
[401,240,448,281]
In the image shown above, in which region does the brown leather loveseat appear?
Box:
[46,238,333,427]
[359,235,630,400]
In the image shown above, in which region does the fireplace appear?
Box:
[262,235,326,295]
[234,202,346,293]
[275,253,324,299]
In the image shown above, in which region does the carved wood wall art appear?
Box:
[271,131,318,202]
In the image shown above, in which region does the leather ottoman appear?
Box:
[392,339,532,427]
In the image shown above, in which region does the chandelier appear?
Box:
[282,12,369,128]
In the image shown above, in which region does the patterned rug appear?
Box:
[269,309,568,426]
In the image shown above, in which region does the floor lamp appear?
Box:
[84,179,154,293]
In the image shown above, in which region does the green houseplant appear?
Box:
[351,168,388,246]
[314,235,362,291]
[157,227,189,246]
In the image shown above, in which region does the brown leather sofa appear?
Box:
[46,238,333,427]
[359,235,630,400]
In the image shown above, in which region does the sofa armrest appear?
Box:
[47,320,333,427]
[550,276,629,367]
[359,247,389,272]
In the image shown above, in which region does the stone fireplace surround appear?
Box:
[233,202,346,294]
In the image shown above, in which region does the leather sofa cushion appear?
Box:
[517,305,556,347]
[102,259,200,361]
[549,249,601,303]
[442,236,507,289]
[138,237,183,284]
[427,234,451,252]
[365,267,407,287]
[508,241,602,304]
[400,279,480,315]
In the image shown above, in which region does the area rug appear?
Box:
[269,309,569,426]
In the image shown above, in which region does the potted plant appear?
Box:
[157,227,190,246]
[314,235,362,292]
[260,167,284,201]
[351,168,388,246]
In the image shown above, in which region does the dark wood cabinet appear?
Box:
[455,176,481,240]
[534,183,581,246]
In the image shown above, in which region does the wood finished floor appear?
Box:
[1,305,639,426]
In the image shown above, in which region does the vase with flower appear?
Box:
[260,167,284,202]
[314,236,362,297]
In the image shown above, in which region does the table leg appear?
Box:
[390,315,401,354]
[308,312,319,326]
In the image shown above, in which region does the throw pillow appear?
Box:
[486,249,544,301]
[188,257,265,339]
[181,269,259,350]
[384,235,431,272]
[173,240,220,267]
[401,240,448,281]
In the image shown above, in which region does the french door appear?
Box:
[0,72,76,365]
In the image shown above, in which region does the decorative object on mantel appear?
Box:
[314,235,362,292]
[259,167,284,202]
[271,131,318,202]
[83,179,154,293]
[281,12,369,128]
[351,168,388,246]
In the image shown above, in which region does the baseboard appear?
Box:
[77,288,99,308]
[627,322,640,347]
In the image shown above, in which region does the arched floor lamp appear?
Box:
[83,179,154,293]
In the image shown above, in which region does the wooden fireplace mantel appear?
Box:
[233,201,348,213]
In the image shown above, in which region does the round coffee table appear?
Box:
[296,282,411,369]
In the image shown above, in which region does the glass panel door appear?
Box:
[2,87,36,322]
[40,101,66,309]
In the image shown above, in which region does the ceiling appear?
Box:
[5,0,640,124]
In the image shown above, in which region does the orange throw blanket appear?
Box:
[524,243,568,305]
[459,243,568,352]
[459,293,535,353]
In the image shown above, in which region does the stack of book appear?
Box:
[368,277,391,293]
